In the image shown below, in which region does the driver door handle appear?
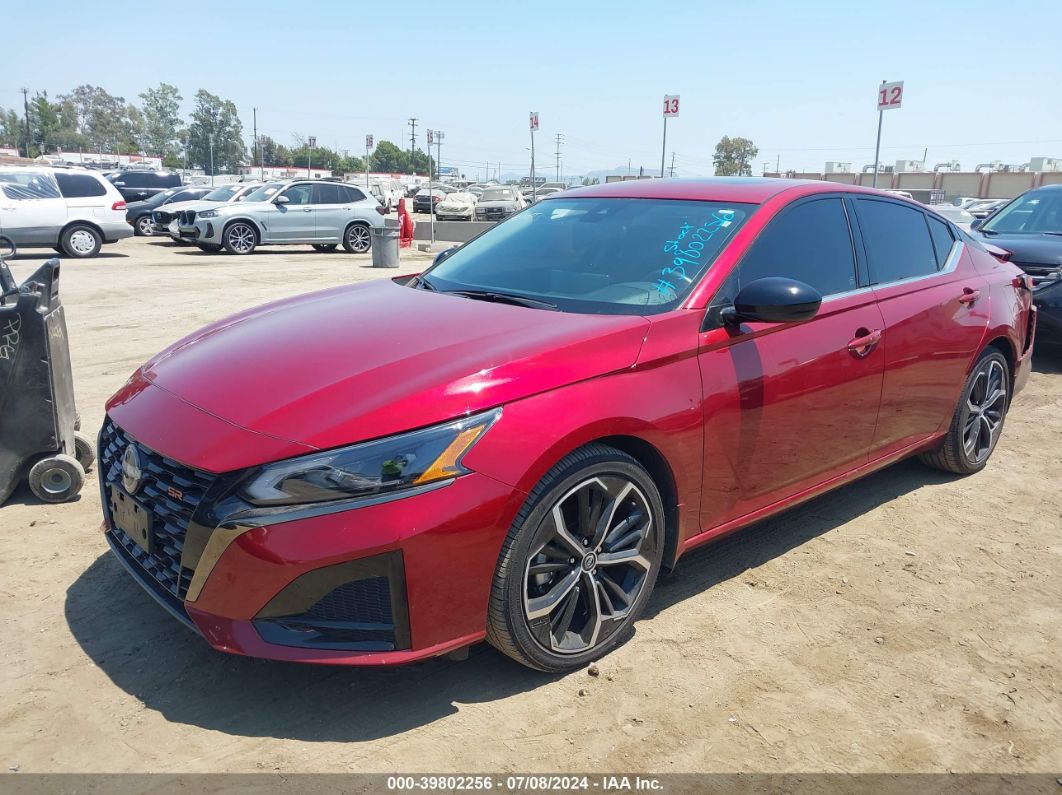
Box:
[847,329,882,358]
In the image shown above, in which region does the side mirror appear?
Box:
[969,217,983,231]
[720,277,822,326]
[433,247,458,266]
[274,195,290,205]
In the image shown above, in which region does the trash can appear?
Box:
[0,249,95,505]
[371,219,401,268]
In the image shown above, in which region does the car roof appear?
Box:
[567,177,889,204]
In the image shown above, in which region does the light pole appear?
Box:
[307,136,315,178]
[208,134,214,186]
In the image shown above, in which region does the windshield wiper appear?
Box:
[444,289,559,311]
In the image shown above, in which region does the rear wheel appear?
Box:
[312,243,338,252]
[487,444,664,671]
[920,348,1010,475]
[28,454,85,503]
[223,222,257,255]
[135,216,154,236]
[60,224,102,258]
[342,223,371,253]
[73,430,96,472]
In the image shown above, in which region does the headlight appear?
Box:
[198,209,218,218]
[240,408,500,506]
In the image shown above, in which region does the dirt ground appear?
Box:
[0,236,1060,774]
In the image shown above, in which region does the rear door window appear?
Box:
[927,215,956,267]
[735,197,858,296]
[855,199,939,283]
[55,172,107,198]
[312,183,341,204]
[342,186,366,202]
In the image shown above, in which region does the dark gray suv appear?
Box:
[106,170,182,203]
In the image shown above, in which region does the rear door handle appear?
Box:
[303,208,312,213]
[958,288,981,305]
[847,329,882,358]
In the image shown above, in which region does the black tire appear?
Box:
[60,224,102,258]
[73,430,96,472]
[342,222,371,254]
[196,243,223,253]
[222,221,257,255]
[920,348,1010,475]
[486,443,665,672]
[312,243,338,252]
[28,454,85,503]
[134,216,154,237]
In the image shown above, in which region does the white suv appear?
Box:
[0,166,131,258]
[177,180,386,255]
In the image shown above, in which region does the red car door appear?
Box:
[851,198,989,458]
[698,196,886,529]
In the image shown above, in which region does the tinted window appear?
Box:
[118,172,149,187]
[342,186,366,202]
[426,198,752,315]
[55,172,107,198]
[165,189,204,204]
[281,184,313,205]
[856,199,939,283]
[736,198,857,296]
[927,215,955,267]
[312,183,341,204]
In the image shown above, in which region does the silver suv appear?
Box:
[177,180,386,255]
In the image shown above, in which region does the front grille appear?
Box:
[302,577,393,624]
[1014,260,1062,288]
[153,210,173,225]
[179,210,197,226]
[100,419,216,600]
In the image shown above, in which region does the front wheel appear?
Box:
[223,222,257,255]
[28,454,85,503]
[487,444,665,671]
[342,223,371,253]
[920,348,1010,475]
[135,216,154,236]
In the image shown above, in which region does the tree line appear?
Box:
[1,83,435,177]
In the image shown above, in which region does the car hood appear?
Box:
[125,199,163,214]
[975,233,1062,266]
[477,200,517,209]
[157,199,222,214]
[120,279,650,454]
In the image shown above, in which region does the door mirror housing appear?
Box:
[721,276,822,325]
[433,246,458,267]
[274,195,290,205]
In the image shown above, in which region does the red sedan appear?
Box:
[99,178,1036,671]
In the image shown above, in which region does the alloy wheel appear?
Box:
[962,359,1007,463]
[523,476,655,655]
[68,229,97,256]
[347,225,371,253]
[137,217,153,236]
[226,224,256,254]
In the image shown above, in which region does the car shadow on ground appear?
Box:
[64,455,958,743]
[1032,342,1062,374]
[9,251,127,261]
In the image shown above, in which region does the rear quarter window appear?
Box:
[55,172,108,198]
[855,199,939,283]
[927,215,956,267]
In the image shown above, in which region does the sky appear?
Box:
[2,0,1061,179]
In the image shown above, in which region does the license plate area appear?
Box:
[109,485,154,554]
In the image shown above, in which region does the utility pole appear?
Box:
[776,154,780,173]
[208,134,214,186]
[669,152,675,178]
[21,87,30,158]
[407,118,418,176]
[307,136,315,178]
[252,107,259,181]
[554,133,564,182]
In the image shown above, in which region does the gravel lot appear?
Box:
[1,236,1060,774]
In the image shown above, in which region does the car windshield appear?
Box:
[149,189,180,204]
[481,188,515,201]
[203,185,241,202]
[424,198,753,315]
[981,191,1062,234]
[241,182,284,202]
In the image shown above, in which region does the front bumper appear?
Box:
[178,220,218,243]
[99,417,518,665]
